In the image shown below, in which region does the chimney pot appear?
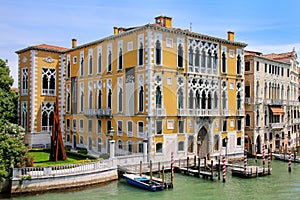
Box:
[227,31,234,41]
[113,27,118,35]
[72,38,77,48]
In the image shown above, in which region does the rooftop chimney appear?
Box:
[72,38,77,48]
[155,16,172,28]
[227,31,234,41]
[113,27,118,35]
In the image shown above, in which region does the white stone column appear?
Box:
[109,140,115,159]
[143,140,148,162]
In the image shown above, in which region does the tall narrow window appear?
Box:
[97,138,102,152]
[108,89,112,109]
[22,68,28,95]
[155,86,162,108]
[21,102,28,130]
[98,51,102,73]
[139,42,144,66]
[237,92,241,109]
[97,120,102,134]
[222,90,227,109]
[118,88,123,112]
[222,51,226,73]
[118,48,123,70]
[194,90,199,109]
[213,51,218,71]
[138,86,144,112]
[88,119,92,133]
[195,47,200,67]
[42,68,56,96]
[127,121,133,137]
[80,55,84,76]
[155,40,162,65]
[138,121,144,137]
[222,119,227,132]
[67,60,70,78]
[237,54,241,74]
[88,54,93,75]
[207,92,212,109]
[41,102,54,132]
[80,83,84,112]
[201,91,206,109]
[201,49,206,68]
[178,120,184,134]
[188,46,193,66]
[189,89,194,109]
[156,120,163,134]
[98,89,102,109]
[88,89,93,109]
[214,91,218,109]
[66,85,70,112]
[207,50,212,69]
[178,88,184,109]
[108,50,112,72]
[246,114,250,127]
[178,44,183,68]
[117,121,123,136]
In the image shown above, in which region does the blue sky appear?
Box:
[1,0,300,87]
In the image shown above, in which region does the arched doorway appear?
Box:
[197,127,208,158]
[72,135,77,149]
[256,135,262,154]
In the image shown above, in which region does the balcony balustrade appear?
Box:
[270,122,284,129]
[83,108,112,117]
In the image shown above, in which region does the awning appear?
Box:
[270,107,285,115]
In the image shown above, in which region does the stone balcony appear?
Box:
[178,109,219,116]
[154,108,166,116]
[83,108,112,117]
[270,122,284,129]
[236,109,245,116]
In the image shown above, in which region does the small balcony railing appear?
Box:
[236,109,245,116]
[154,108,166,116]
[270,123,284,129]
[83,108,112,117]
[42,89,56,96]
[41,126,52,132]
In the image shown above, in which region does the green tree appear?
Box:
[0,59,31,182]
[0,59,18,126]
[0,123,31,182]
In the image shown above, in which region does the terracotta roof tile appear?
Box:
[34,44,68,51]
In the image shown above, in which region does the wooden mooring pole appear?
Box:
[218,157,221,180]
[198,157,201,178]
[158,162,161,178]
[150,160,153,180]
[210,160,213,181]
[139,161,142,176]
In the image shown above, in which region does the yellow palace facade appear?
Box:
[16,16,247,161]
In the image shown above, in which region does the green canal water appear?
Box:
[2,159,300,200]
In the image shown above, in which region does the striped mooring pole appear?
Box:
[262,144,265,166]
[244,150,247,174]
[288,148,292,172]
[222,155,226,183]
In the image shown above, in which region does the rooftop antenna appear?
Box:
[190,22,192,31]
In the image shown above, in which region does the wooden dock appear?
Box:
[230,165,271,178]
[178,167,214,180]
